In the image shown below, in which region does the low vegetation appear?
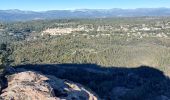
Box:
[0,17,170,73]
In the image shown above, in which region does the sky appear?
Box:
[0,0,170,11]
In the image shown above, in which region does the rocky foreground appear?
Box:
[0,67,99,100]
[0,64,170,100]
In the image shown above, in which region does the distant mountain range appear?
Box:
[1,8,170,21]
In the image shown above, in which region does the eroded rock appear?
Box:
[0,69,99,100]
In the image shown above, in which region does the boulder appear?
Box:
[0,70,99,100]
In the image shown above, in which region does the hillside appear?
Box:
[0,18,169,73]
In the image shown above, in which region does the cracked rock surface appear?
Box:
[0,68,99,100]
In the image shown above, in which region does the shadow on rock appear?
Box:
[1,63,170,100]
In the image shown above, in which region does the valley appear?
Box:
[1,17,170,99]
[1,18,170,70]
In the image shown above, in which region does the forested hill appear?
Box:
[1,8,170,21]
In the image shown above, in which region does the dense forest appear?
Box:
[0,17,170,74]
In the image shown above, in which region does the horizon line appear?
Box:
[1,7,170,12]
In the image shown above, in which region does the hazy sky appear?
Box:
[0,0,170,11]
